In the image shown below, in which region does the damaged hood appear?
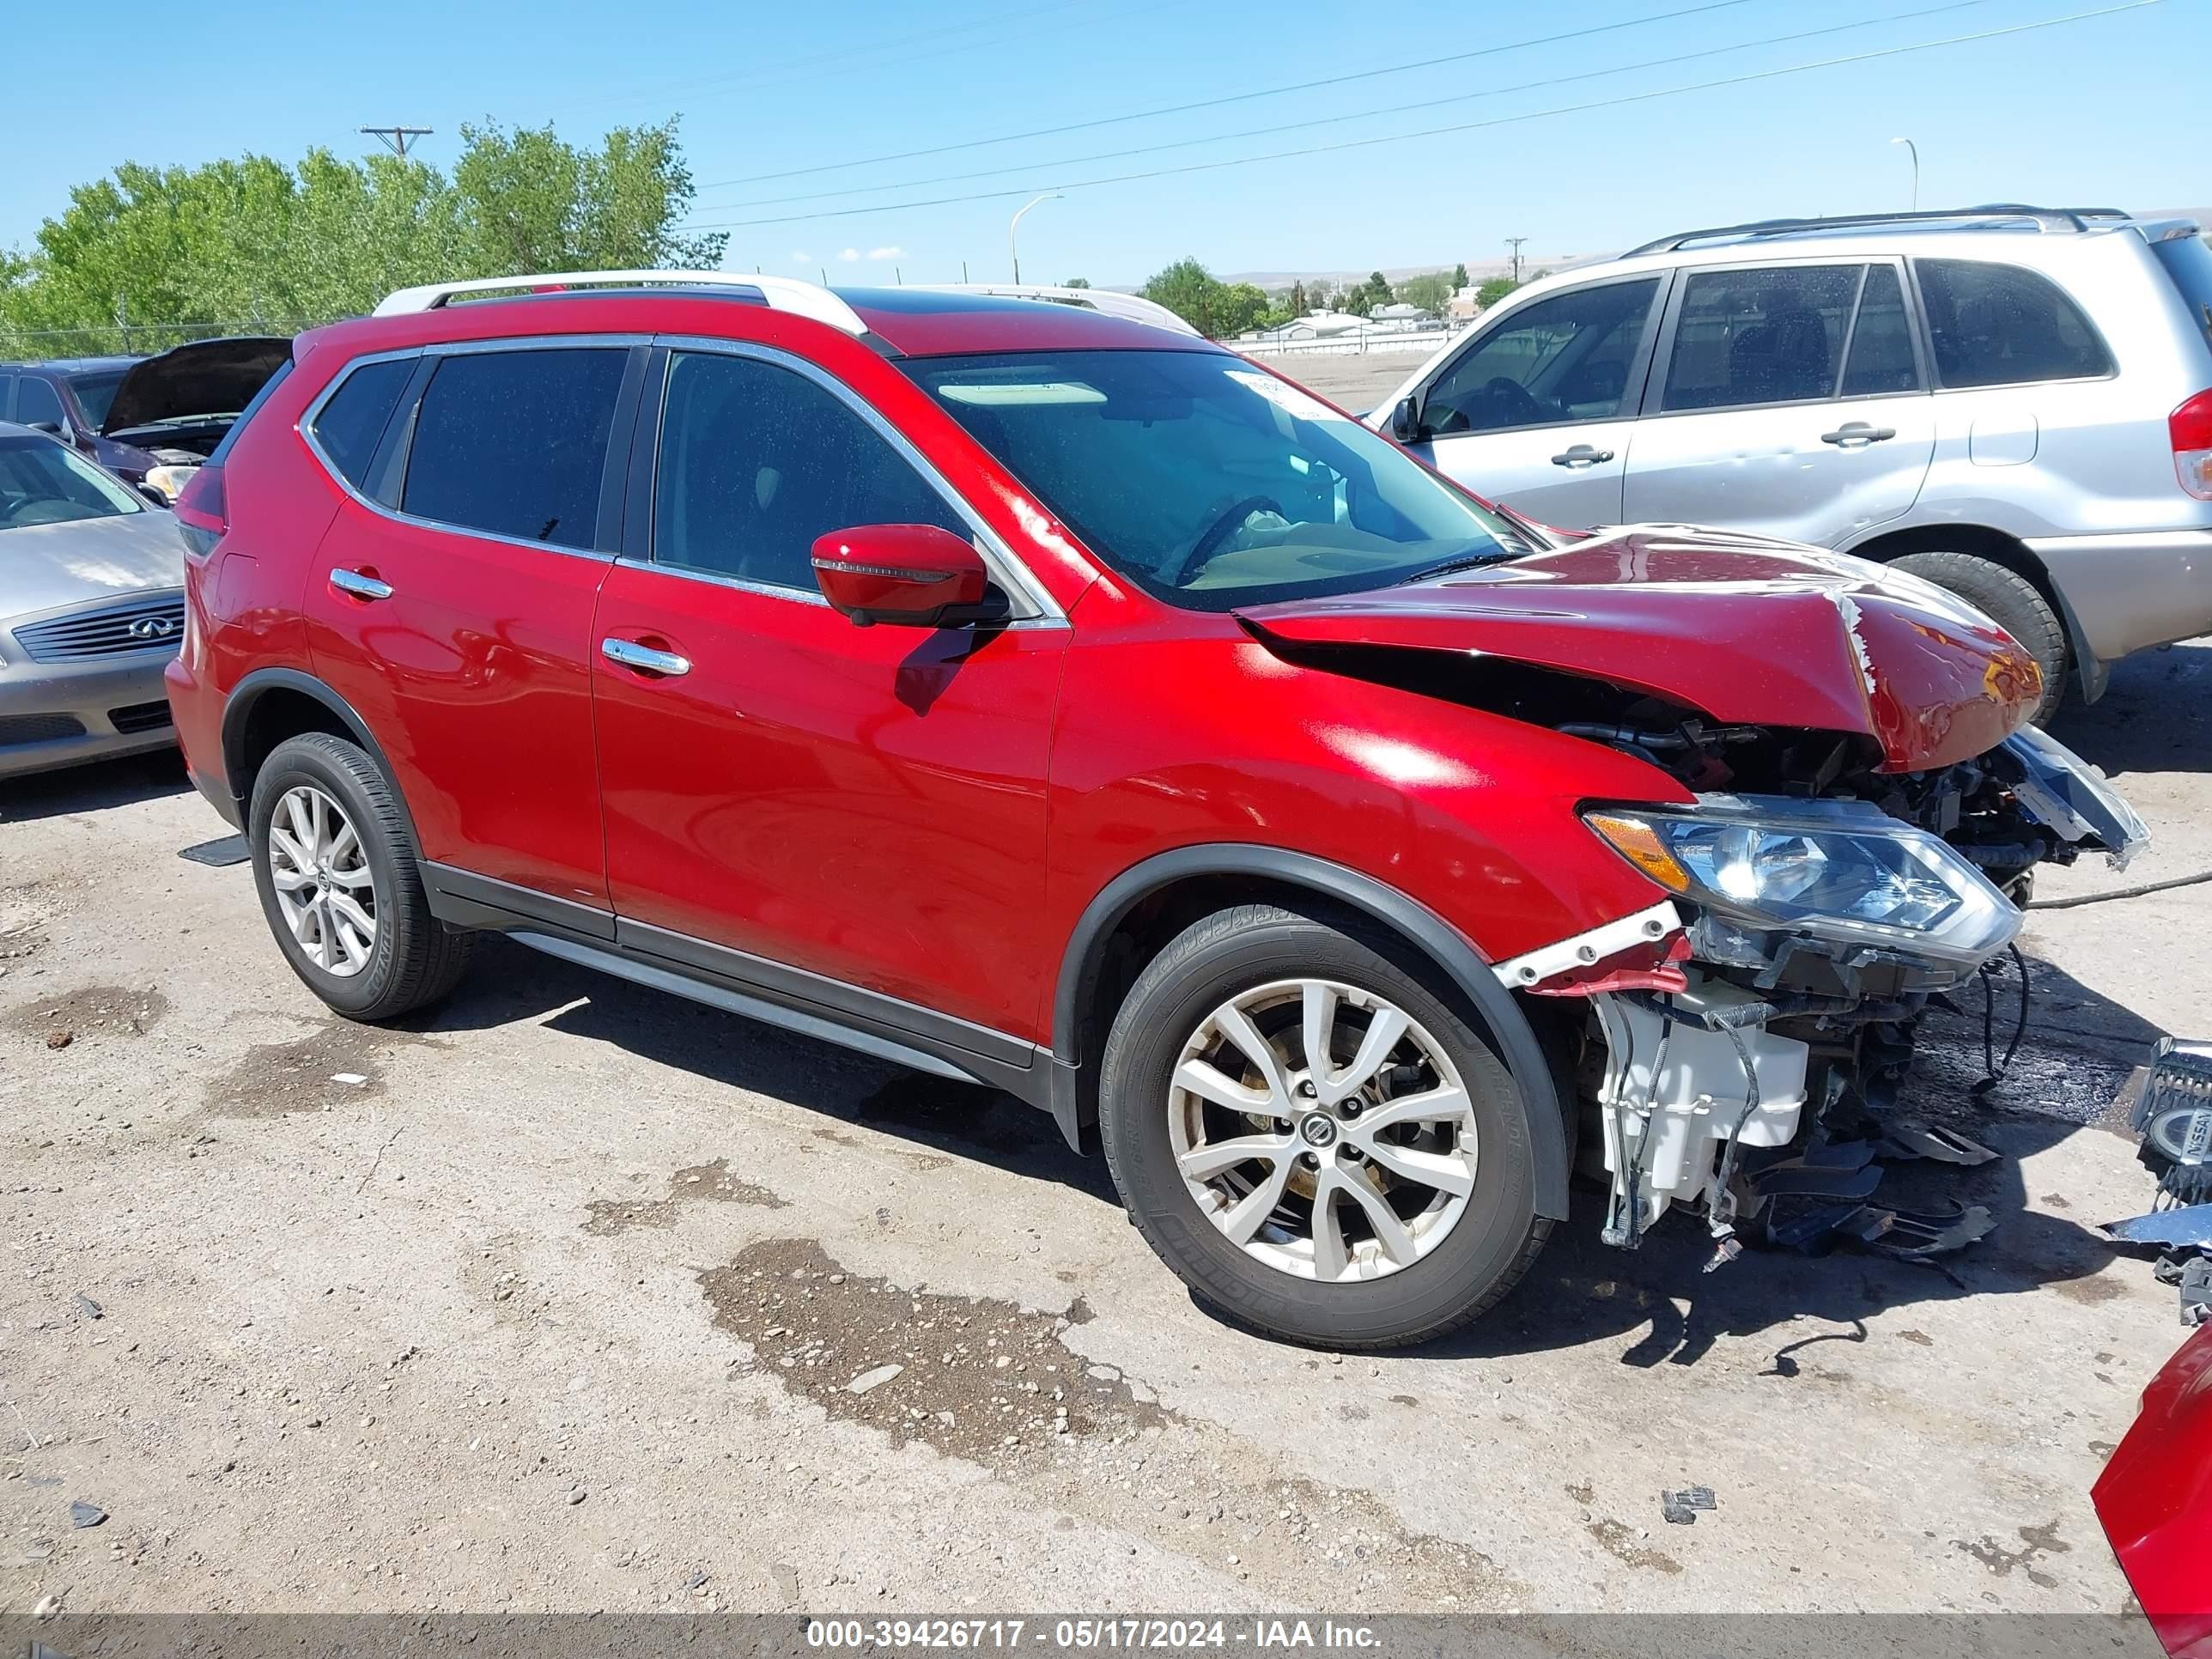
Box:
[1234,526,2044,771]
[102,336,290,436]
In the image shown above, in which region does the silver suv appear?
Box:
[1370,205,2212,720]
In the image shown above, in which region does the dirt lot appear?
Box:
[3,638,2208,1622]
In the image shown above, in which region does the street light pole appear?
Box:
[1009,192,1061,284]
[1891,137,1919,211]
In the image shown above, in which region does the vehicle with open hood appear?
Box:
[2,336,291,502]
[164,270,2144,1348]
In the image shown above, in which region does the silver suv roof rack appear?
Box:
[371,269,869,336]
[1623,204,2134,259]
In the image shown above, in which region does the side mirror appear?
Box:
[27,420,62,436]
[811,523,989,628]
[1389,397,1422,444]
[136,483,171,508]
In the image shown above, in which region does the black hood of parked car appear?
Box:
[101,337,291,435]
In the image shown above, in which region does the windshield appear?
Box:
[63,369,130,430]
[0,435,145,531]
[899,349,1521,610]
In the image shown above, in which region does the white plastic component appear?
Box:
[1491,898,1683,989]
[1592,975,1808,1233]
[371,270,870,336]
[917,283,1203,337]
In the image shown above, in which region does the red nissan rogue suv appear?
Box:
[166,270,2146,1348]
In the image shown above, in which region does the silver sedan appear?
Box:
[1,422,188,779]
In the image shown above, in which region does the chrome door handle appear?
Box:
[1820,422,1896,447]
[1551,445,1615,468]
[600,637,692,677]
[329,568,393,601]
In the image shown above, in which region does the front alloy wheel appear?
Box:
[1099,902,1548,1350]
[266,785,379,976]
[1170,979,1478,1283]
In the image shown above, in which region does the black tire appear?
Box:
[247,732,472,1021]
[1097,902,1550,1350]
[1888,550,2068,725]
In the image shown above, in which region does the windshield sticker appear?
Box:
[1224,369,1340,423]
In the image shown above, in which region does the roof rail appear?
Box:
[370,270,869,336]
[1622,204,2136,259]
[918,283,1203,337]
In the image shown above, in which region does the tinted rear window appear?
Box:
[399,349,627,550]
[311,357,415,488]
[1914,259,2111,388]
[2152,234,2212,352]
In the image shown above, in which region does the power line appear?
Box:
[692,0,1766,192]
[538,0,1176,123]
[680,1,2164,233]
[696,0,1993,214]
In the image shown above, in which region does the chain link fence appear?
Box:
[0,316,333,361]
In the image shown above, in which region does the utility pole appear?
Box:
[360,125,434,159]
[962,260,969,283]
[1504,237,1528,286]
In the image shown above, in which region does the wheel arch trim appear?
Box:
[219,668,423,852]
[1052,844,1571,1219]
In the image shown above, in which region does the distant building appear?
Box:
[1447,285,1486,323]
[1370,303,1431,327]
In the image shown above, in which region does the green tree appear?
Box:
[1061,276,1091,288]
[1395,271,1453,313]
[1341,286,1374,318]
[1287,279,1308,316]
[1474,276,1520,308]
[1139,257,1284,336]
[1362,270,1392,307]
[1452,262,1470,289]
[0,117,725,356]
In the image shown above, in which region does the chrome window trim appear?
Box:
[295,336,651,564]
[648,333,1066,625]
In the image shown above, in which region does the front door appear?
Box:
[1622,260,1936,546]
[591,344,1065,1040]
[1409,275,1666,528]
[306,342,635,908]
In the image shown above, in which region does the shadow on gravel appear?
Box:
[0,749,189,824]
[2047,639,2212,778]
[426,934,1119,1206]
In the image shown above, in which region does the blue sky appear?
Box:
[4,0,2199,288]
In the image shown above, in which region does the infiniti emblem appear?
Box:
[129,616,179,641]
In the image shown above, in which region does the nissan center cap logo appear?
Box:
[129,616,179,641]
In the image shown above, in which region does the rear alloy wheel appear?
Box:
[266,786,379,976]
[249,732,472,1022]
[1100,903,1549,1349]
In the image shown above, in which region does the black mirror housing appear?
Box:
[1388,397,1422,444]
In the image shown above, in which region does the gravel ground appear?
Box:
[1,640,2206,1623]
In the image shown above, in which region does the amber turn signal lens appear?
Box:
[1585,812,1692,892]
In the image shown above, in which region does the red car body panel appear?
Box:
[1237,528,2044,774]
[2096,1322,2212,1659]
[592,560,1064,1036]
[164,287,2038,1069]
[307,504,614,906]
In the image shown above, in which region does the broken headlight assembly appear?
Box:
[1583,795,2021,972]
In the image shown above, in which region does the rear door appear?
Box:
[1406,275,1666,527]
[1622,259,1936,545]
[305,340,643,910]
